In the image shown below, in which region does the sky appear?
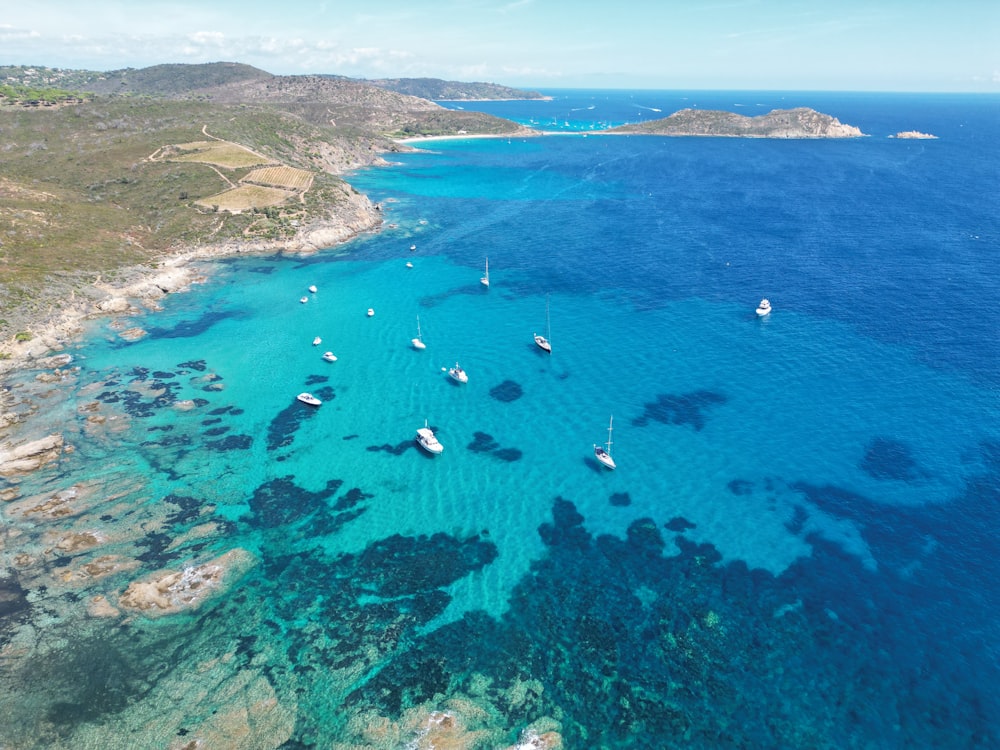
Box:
[2,0,998,92]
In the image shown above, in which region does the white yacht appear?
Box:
[448,363,468,384]
[415,421,444,455]
[299,296,308,304]
[322,351,337,362]
[367,308,375,317]
[312,336,322,346]
[756,298,772,316]
[297,392,321,407]
[594,415,617,470]
[308,285,317,293]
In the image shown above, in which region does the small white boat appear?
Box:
[448,363,468,384]
[297,392,321,407]
[406,261,413,268]
[410,244,417,251]
[412,316,426,350]
[322,351,337,362]
[594,415,617,470]
[480,257,490,288]
[534,294,552,353]
[367,308,375,317]
[416,420,444,455]
[312,336,322,346]
[308,285,317,293]
[756,298,772,316]
[299,296,308,304]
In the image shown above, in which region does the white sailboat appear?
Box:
[412,316,427,350]
[480,257,490,288]
[594,415,616,470]
[534,295,552,353]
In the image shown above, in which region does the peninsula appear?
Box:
[611,107,865,138]
[0,62,535,368]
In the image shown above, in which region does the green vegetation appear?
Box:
[0,62,530,343]
[0,83,84,104]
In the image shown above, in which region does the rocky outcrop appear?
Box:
[612,107,865,138]
[0,433,64,476]
[894,130,937,139]
[118,548,255,616]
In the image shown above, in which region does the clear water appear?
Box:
[2,91,999,748]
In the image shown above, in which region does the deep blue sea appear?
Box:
[3,90,1000,748]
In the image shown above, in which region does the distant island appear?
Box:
[349,76,547,101]
[611,107,865,138]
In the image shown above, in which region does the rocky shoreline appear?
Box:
[0,183,383,381]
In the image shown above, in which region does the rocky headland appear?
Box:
[611,106,865,138]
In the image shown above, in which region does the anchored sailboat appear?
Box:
[480,257,490,288]
[411,315,426,350]
[534,295,552,353]
[594,415,616,470]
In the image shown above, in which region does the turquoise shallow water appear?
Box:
[2,91,1000,748]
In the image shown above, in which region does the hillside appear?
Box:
[611,107,865,138]
[0,63,532,346]
[360,77,546,101]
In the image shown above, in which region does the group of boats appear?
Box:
[414,264,610,465]
[296,263,770,469]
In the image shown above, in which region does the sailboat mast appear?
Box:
[606,415,614,453]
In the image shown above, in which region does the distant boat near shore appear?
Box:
[756,298,771,316]
[296,392,321,406]
[448,363,468,383]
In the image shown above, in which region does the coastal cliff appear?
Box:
[612,107,865,138]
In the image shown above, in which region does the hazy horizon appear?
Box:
[3,0,997,94]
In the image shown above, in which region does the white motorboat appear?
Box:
[480,257,490,288]
[594,415,617,470]
[416,420,444,454]
[412,316,426,350]
[296,392,321,406]
[410,244,417,251]
[406,261,413,268]
[534,294,552,353]
[756,298,772,316]
[367,308,375,317]
[299,296,308,304]
[312,336,322,346]
[448,363,468,384]
[308,285,317,293]
[322,351,337,362]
